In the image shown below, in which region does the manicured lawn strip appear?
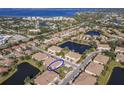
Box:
[98,61,124,85]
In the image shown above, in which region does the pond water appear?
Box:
[59,41,91,54]
[107,67,124,85]
[85,31,100,36]
[2,62,40,85]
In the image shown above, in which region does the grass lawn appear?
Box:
[98,60,124,85]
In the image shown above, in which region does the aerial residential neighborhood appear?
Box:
[0,8,124,85]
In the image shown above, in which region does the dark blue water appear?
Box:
[86,31,100,36]
[107,67,124,85]
[59,41,90,54]
[0,8,107,17]
[2,62,40,85]
[40,22,48,26]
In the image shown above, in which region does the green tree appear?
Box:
[63,47,70,52]
[20,56,25,60]
[25,55,31,60]
[56,51,65,58]
[24,76,31,84]
[36,61,43,67]
[103,51,115,60]
[59,67,65,73]
[108,41,117,51]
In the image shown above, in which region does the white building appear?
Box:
[0,35,11,45]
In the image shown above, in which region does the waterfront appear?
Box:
[107,67,124,85]
[59,41,91,54]
[2,62,40,85]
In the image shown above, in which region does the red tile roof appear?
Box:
[2,59,13,66]
[34,71,58,85]
[32,52,48,61]
[85,62,104,76]
[93,54,109,65]
[74,72,97,85]
[0,67,9,73]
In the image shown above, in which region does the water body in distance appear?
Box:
[0,8,111,17]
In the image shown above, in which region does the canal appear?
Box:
[59,41,91,54]
[2,62,40,85]
[107,67,124,85]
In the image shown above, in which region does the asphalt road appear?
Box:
[59,51,100,85]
